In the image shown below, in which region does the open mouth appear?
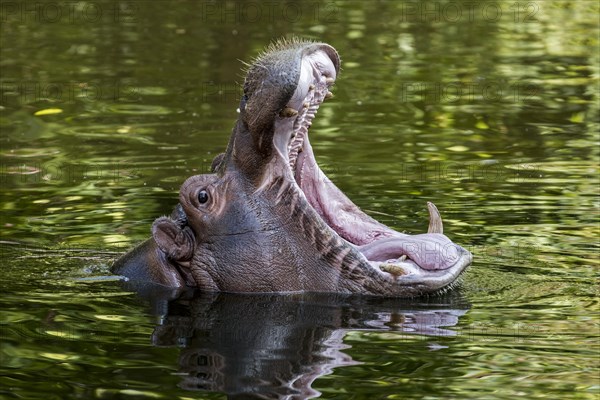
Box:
[273,49,472,287]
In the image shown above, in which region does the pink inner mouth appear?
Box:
[279,49,462,273]
[294,134,460,271]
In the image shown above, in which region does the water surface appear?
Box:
[1,1,598,399]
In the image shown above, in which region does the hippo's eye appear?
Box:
[197,190,209,204]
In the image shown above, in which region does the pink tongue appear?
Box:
[358,234,460,270]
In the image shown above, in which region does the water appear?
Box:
[1,1,598,398]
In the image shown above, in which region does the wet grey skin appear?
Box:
[112,39,473,296]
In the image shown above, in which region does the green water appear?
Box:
[1,1,598,399]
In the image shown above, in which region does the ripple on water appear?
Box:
[58,124,159,144]
[106,104,177,116]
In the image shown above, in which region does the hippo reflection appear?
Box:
[150,291,469,398]
[112,39,472,296]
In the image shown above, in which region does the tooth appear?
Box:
[325,91,334,99]
[427,202,443,234]
[398,255,407,262]
[325,77,334,85]
[279,107,298,118]
[380,263,408,277]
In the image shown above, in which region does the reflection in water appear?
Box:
[147,290,469,399]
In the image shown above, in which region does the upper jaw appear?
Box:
[287,48,337,110]
[239,39,340,141]
[273,48,337,171]
[224,40,339,184]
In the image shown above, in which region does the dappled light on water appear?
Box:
[1,1,598,398]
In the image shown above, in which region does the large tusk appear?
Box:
[427,202,443,234]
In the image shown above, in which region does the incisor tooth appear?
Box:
[326,77,334,85]
[380,263,408,276]
[325,91,334,99]
[279,107,298,118]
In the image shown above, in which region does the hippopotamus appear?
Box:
[112,39,472,297]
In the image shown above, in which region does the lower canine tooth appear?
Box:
[325,91,334,99]
[427,202,444,234]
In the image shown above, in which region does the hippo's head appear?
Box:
[117,39,472,296]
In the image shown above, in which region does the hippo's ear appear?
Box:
[152,217,195,262]
[210,153,225,173]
